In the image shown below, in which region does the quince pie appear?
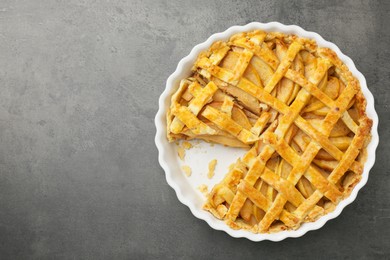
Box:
[166,30,372,233]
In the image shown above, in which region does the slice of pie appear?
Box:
[166,30,372,233]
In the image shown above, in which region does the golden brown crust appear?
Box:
[166,30,372,233]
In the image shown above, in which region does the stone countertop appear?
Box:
[0,0,389,259]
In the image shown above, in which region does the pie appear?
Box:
[166,30,372,233]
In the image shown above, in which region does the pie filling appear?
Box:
[166,30,372,233]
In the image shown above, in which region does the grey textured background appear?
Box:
[0,0,389,259]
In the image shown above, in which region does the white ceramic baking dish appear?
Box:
[155,22,379,241]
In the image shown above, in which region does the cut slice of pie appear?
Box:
[166,30,372,233]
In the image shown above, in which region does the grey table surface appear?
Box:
[0,0,389,259]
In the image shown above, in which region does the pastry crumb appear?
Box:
[198,184,208,196]
[177,146,185,160]
[207,159,218,179]
[181,165,192,177]
[182,141,193,150]
[177,141,193,160]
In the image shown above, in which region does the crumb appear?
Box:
[177,146,185,161]
[198,184,208,196]
[182,141,193,150]
[177,141,193,160]
[181,165,192,177]
[207,159,218,179]
[210,143,214,147]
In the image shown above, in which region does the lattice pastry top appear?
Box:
[166,30,372,233]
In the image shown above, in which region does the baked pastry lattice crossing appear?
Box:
[166,30,372,233]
